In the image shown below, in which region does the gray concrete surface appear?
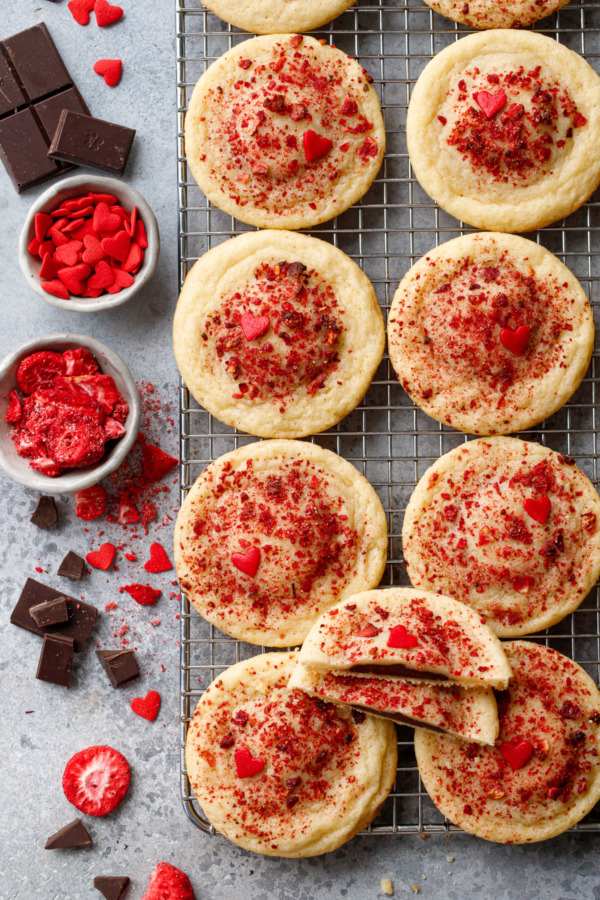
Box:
[1,2,600,899]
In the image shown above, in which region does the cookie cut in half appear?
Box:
[403,437,600,637]
[416,641,600,843]
[197,0,356,33]
[422,0,570,30]
[185,34,385,229]
[174,441,388,647]
[297,588,511,687]
[387,233,593,435]
[185,652,397,857]
[173,231,384,439]
[406,31,600,232]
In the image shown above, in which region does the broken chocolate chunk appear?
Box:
[58,550,86,581]
[36,634,73,687]
[11,578,97,651]
[29,596,68,627]
[30,495,58,529]
[93,876,130,900]
[97,649,140,688]
[45,818,92,850]
[48,109,136,176]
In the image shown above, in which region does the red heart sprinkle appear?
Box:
[88,260,115,291]
[105,268,134,294]
[500,739,533,771]
[28,237,40,255]
[144,542,173,573]
[134,219,148,248]
[54,240,83,267]
[34,212,52,244]
[101,229,131,263]
[92,201,122,234]
[88,192,118,204]
[240,313,270,342]
[122,242,143,273]
[49,226,69,247]
[128,205,138,236]
[39,253,58,281]
[131,690,161,722]
[303,129,333,164]
[355,623,379,637]
[82,234,107,266]
[71,220,97,241]
[39,240,55,259]
[387,624,419,649]
[231,546,260,578]
[473,90,507,118]
[86,542,116,570]
[524,496,551,524]
[234,746,265,778]
[56,263,92,296]
[68,0,96,25]
[94,0,124,27]
[93,58,122,87]
[66,196,94,211]
[499,325,530,357]
[62,218,85,234]
[41,280,70,301]
[83,287,103,298]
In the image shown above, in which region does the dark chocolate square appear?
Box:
[3,23,71,102]
[30,596,69,627]
[97,649,140,688]
[36,634,74,687]
[0,107,59,192]
[11,578,97,652]
[58,551,86,581]
[0,53,25,117]
[48,109,135,176]
[45,819,92,850]
[34,87,89,141]
[30,495,58,529]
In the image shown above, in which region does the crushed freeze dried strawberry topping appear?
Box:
[6,348,129,477]
[199,35,378,219]
[440,65,587,187]
[422,644,600,827]
[208,260,342,404]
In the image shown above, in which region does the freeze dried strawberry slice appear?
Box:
[142,444,177,482]
[144,543,173,573]
[112,396,129,424]
[62,745,130,817]
[119,491,140,524]
[123,583,161,605]
[46,413,107,468]
[38,380,105,421]
[63,348,99,376]
[141,862,194,900]
[75,484,107,520]
[73,374,122,415]
[5,389,22,424]
[17,351,66,395]
[29,456,63,477]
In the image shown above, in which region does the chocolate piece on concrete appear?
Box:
[45,818,92,850]
[36,634,74,687]
[48,109,135,175]
[11,578,97,651]
[58,550,86,581]
[93,876,131,900]
[97,649,140,688]
[30,596,69,627]
[30,495,58,529]
[0,23,87,192]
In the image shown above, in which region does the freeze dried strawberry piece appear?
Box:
[131,690,161,721]
[142,444,177,482]
[29,457,63,477]
[62,745,130,816]
[46,413,106,468]
[87,542,116,570]
[39,380,105,421]
[123,583,161,605]
[144,543,172,573]
[41,280,70,300]
[141,862,194,900]
[105,417,126,439]
[34,212,53,243]
[63,348,99,376]
[93,58,123,87]
[112,396,130,424]
[5,389,22,424]
[73,374,122,415]
[119,492,140,524]
[94,0,124,27]
[75,484,107,520]
[17,351,66,395]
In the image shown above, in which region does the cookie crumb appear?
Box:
[380,878,393,896]
[412,887,420,895]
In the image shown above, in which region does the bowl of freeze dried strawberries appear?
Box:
[0,333,141,493]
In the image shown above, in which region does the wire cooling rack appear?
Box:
[176,0,600,835]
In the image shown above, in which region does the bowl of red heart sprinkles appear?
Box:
[18,174,159,312]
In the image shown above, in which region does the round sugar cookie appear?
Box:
[415,641,600,843]
[387,233,593,435]
[185,652,398,856]
[197,0,356,34]
[185,34,385,229]
[173,231,385,439]
[423,0,570,30]
[174,440,388,646]
[402,437,600,637]
[406,31,600,232]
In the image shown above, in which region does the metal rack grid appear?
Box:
[176,0,600,835]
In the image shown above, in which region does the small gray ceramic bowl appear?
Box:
[0,333,141,494]
[18,174,160,313]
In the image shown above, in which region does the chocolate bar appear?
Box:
[36,634,74,687]
[0,23,89,192]
[97,649,140,688]
[11,578,97,652]
[48,109,135,176]
[45,819,92,850]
